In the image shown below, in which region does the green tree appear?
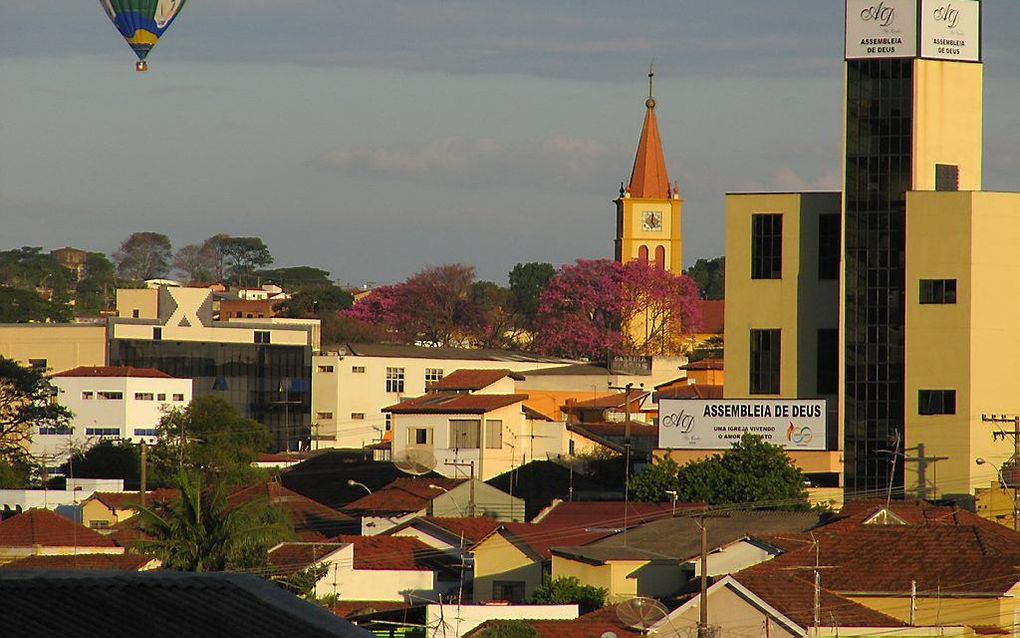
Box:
[0,247,75,298]
[131,472,292,572]
[0,288,72,323]
[630,434,808,509]
[0,459,31,488]
[256,266,332,288]
[149,396,271,487]
[684,257,725,300]
[278,284,354,319]
[62,440,143,489]
[463,280,518,349]
[276,563,329,598]
[75,252,118,315]
[0,356,72,464]
[472,621,538,638]
[508,262,555,327]
[687,335,724,363]
[220,237,273,285]
[530,576,607,614]
[114,232,173,281]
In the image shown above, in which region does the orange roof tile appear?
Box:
[0,509,118,548]
[0,553,156,571]
[90,489,180,511]
[695,300,724,335]
[385,393,528,415]
[628,101,671,199]
[343,478,465,515]
[431,369,522,392]
[267,542,346,576]
[656,384,724,400]
[227,482,354,537]
[52,366,175,379]
[335,535,435,570]
[419,517,502,544]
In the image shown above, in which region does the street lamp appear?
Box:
[347,479,372,496]
[429,484,466,517]
[976,458,1018,531]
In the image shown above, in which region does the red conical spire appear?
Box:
[627,65,671,199]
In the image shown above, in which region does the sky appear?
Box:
[3,1,1020,286]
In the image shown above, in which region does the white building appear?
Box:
[32,366,193,469]
[312,343,576,449]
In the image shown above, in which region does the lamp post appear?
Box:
[347,479,372,496]
[976,457,1018,531]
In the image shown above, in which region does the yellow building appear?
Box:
[614,67,682,275]
[0,324,106,374]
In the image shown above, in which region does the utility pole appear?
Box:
[608,382,644,444]
[981,414,1020,531]
[444,460,476,517]
[693,509,730,638]
[903,443,948,501]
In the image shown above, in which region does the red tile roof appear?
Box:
[536,501,679,528]
[227,482,354,536]
[0,553,157,571]
[469,607,639,637]
[266,542,346,576]
[385,393,528,415]
[680,357,724,371]
[565,391,646,410]
[90,489,180,511]
[343,478,465,515]
[753,501,1020,595]
[501,522,615,560]
[628,98,671,199]
[107,517,146,547]
[52,366,175,379]
[696,300,724,334]
[0,509,118,548]
[418,517,502,544]
[656,384,724,400]
[568,422,658,439]
[335,535,435,570]
[431,369,522,392]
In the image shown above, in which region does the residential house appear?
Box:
[0,508,124,564]
[0,553,160,571]
[550,510,822,602]
[81,489,179,531]
[0,571,374,637]
[311,343,575,449]
[267,536,457,603]
[342,478,523,535]
[471,501,677,603]
[278,453,438,511]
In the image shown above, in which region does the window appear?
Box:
[919,390,956,415]
[28,359,47,370]
[638,245,649,263]
[352,366,366,374]
[750,329,781,395]
[818,214,840,280]
[936,164,960,192]
[39,427,72,436]
[132,309,140,318]
[920,279,957,304]
[425,368,444,388]
[86,428,121,437]
[316,412,334,420]
[134,429,158,437]
[89,520,112,530]
[493,581,526,604]
[751,214,783,279]
[254,331,271,344]
[153,327,162,341]
[817,329,839,395]
[655,245,666,270]
[485,420,503,449]
[81,391,94,400]
[351,412,365,420]
[97,392,124,400]
[134,393,154,401]
[385,413,392,431]
[386,367,405,393]
[449,419,481,449]
[172,393,185,402]
[408,427,433,447]
[317,365,335,373]
[157,393,166,401]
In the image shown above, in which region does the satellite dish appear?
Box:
[616,597,670,633]
[392,449,437,476]
[601,633,619,638]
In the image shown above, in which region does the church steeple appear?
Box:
[628,64,671,200]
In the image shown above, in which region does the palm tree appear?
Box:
[130,472,292,572]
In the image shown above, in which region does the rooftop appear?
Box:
[397,516,503,545]
[430,369,523,392]
[267,542,346,577]
[0,508,118,549]
[695,300,725,335]
[89,489,180,511]
[227,482,355,538]
[564,391,648,411]
[0,553,158,571]
[485,461,619,521]
[679,357,724,371]
[51,366,175,379]
[343,478,466,515]
[656,384,724,400]
[335,535,438,571]
[384,393,529,415]
[0,571,373,637]
[325,342,573,364]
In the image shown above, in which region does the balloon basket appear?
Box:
[135,60,149,72]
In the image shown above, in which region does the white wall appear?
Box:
[313,544,439,602]
[694,539,779,578]
[426,603,578,638]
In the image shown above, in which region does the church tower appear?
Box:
[615,66,683,274]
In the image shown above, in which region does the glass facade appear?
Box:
[843,59,914,494]
[108,339,312,451]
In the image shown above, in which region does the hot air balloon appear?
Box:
[99,0,188,72]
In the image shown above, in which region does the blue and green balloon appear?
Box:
[100,0,188,71]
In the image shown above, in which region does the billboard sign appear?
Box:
[659,399,827,451]
[920,0,980,62]
[845,0,918,59]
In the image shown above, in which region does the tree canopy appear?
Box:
[0,356,72,464]
[684,257,725,300]
[508,262,555,327]
[221,237,274,285]
[62,440,142,489]
[530,576,607,614]
[629,434,809,509]
[114,232,173,281]
[0,288,72,323]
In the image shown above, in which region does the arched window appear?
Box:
[638,245,649,263]
[655,246,666,270]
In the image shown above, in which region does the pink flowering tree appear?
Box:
[532,259,702,359]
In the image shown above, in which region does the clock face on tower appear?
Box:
[642,211,663,232]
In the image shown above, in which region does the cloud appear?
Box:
[315,134,621,192]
